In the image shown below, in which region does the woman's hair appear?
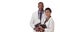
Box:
[45,8,52,13]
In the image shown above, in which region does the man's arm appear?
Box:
[30,14,35,29]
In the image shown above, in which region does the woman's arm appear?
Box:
[45,19,54,32]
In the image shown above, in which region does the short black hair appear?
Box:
[45,8,52,13]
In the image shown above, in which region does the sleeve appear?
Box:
[44,19,54,32]
[30,14,35,29]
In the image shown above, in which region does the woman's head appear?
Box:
[45,8,52,17]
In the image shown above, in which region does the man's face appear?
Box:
[38,4,44,10]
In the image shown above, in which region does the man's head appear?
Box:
[38,2,44,11]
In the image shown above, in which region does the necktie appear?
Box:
[39,12,42,24]
[40,12,42,20]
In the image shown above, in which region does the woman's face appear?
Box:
[45,10,51,17]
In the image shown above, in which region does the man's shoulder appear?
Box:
[32,11,38,15]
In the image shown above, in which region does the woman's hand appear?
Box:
[34,27,39,31]
[39,26,44,30]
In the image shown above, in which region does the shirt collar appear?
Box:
[38,10,44,14]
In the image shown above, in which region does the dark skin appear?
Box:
[34,2,45,32]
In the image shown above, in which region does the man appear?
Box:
[30,2,46,32]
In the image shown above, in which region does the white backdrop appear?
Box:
[0,0,60,32]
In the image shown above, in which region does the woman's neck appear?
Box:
[47,16,51,19]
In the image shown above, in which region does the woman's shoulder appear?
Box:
[49,17,54,23]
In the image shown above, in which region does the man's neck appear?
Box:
[39,9,43,12]
[39,9,43,11]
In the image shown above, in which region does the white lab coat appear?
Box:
[44,17,54,32]
[30,11,54,32]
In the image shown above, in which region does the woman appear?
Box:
[34,8,54,32]
[44,8,54,32]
